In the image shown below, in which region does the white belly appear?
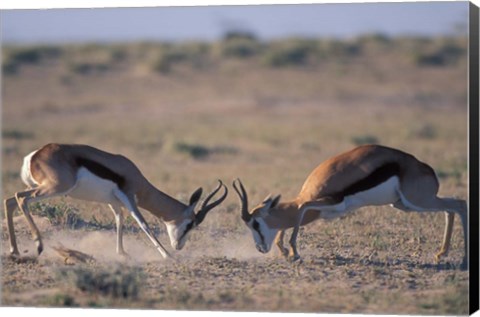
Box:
[317,176,400,219]
[68,167,120,204]
[345,176,400,208]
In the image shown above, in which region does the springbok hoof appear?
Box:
[9,248,20,257]
[278,248,289,259]
[288,254,301,262]
[36,243,44,256]
[434,251,447,264]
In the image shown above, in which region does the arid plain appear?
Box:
[1,36,469,314]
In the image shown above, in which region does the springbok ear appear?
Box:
[271,195,281,208]
[258,194,281,217]
[189,187,203,206]
[262,194,272,204]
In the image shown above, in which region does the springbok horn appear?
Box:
[233,178,250,222]
[194,180,228,225]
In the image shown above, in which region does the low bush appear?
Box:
[351,135,379,146]
[31,202,82,229]
[221,37,261,59]
[413,41,465,67]
[57,266,143,299]
[3,46,62,74]
[2,129,34,140]
[262,40,316,67]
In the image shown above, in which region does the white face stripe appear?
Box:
[249,217,277,253]
[165,217,193,250]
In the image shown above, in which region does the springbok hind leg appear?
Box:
[4,196,20,256]
[434,212,455,263]
[432,199,468,269]
[429,198,466,269]
[395,195,468,269]
[13,181,74,256]
[15,189,47,255]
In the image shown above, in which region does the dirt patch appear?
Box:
[1,38,469,314]
[1,214,469,314]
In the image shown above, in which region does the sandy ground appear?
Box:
[1,38,469,314]
[1,209,469,314]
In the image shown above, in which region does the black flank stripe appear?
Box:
[336,163,401,200]
[75,157,126,190]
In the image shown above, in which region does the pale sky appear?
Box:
[1,1,470,44]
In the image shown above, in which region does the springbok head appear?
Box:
[167,180,228,250]
[232,179,281,253]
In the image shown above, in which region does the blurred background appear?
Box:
[1,1,469,195]
[1,2,469,43]
[0,2,471,312]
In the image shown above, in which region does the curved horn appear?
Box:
[194,180,228,225]
[189,187,203,206]
[233,178,250,222]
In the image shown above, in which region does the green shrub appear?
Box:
[68,61,109,75]
[172,141,238,160]
[351,135,379,146]
[175,142,211,159]
[3,46,62,74]
[31,202,83,229]
[413,41,465,67]
[8,46,60,64]
[320,40,362,60]
[2,59,19,74]
[410,124,437,139]
[150,46,189,73]
[58,266,143,299]
[221,30,260,59]
[2,129,34,140]
[223,31,257,42]
[358,33,391,45]
[42,293,78,307]
[221,38,261,59]
[262,40,317,67]
[150,43,210,73]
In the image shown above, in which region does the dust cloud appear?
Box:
[35,227,264,265]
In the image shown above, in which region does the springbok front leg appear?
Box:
[109,203,128,256]
[113,190,171,259]
[274,230,289,258]
[289,197,343,261]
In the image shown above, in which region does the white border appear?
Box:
[1,0,477,10]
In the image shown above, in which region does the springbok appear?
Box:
[233,144,468,269]
[4,143,228,259]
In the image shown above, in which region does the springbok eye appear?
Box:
[179,221,195,241]
[185,221,194,232]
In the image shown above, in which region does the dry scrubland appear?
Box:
[1,35,469,314]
